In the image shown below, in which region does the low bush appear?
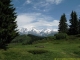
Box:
[78,46,80,48]
[54,33,68,40]
[73,51,80,55]
[28,49,48,54]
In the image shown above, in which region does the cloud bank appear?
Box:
[16,13,59,30]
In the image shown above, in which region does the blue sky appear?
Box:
[12,0,80,31]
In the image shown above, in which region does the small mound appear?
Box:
[28,49,48,54]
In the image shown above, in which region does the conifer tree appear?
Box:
[78,15,80,34]
[69,11,78,35]
[58,13,68,33]
[0,0,18,49]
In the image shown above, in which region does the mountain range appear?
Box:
[19,28,58,37]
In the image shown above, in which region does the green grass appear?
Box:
[0,40,80,60]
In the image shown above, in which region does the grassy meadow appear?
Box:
[0,39,80,60]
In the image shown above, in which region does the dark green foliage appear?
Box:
[78,46,80,48]
[27,34,44,44]
[28,49,48,54]
[58,11,80,35]
[69,11,79,35]
[12,34,44,44]
[54,33,68,40]
[32,36,55,44]
[46,36,55,40]
[12,35,31,44]
[73,51,80,55]
[78,16,80,34]
[0,0,18,49]
[58,13,68,33]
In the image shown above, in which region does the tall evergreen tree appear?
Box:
[0,0,18,49]
[69,11,78,35]
[78,15,80,34]
[58,13,68,33]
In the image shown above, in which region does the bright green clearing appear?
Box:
[0,40,80,60]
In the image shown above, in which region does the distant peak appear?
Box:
[19,28,58,36]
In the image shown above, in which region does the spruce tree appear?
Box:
[69,11,78,35]
[0,0,18,49]
[58,13,68,33]
[78,15,80,34]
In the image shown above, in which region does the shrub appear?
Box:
[73,51,80,55]
[54,33,68,40]
[28,49,48,54]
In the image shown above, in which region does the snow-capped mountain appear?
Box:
[19,28,58,37]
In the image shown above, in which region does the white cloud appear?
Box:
[45,0,63,6]
[23,0,31,6]
[16,13,59,30]
[32,0,63,12]
[54,0,63,5]
[26,0,31,4]
[46,0,61,4]
[24,0,63,5]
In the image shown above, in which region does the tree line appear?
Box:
[58,11,80,35]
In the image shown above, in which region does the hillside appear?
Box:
[0,39,80,60]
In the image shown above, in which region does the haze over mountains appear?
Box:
[19,28,58,37]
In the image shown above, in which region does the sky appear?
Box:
[12,0,80,31]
